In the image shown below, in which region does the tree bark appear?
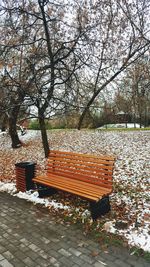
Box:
[1,114,8,132]
[9,105,22,148]
[38,110,49,158]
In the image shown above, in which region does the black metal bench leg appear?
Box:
[36,184,57,198]
[89,196,111,221]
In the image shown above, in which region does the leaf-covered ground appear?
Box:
[0,129,150,252]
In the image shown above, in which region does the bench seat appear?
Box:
[33,173,112,201]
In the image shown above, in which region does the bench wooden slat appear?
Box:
[48,157,114,170]
[50,150,115,161]
[47,160,113,172]
[46,170,112,188]
[47,163,113,177]
[48,156,114,168]
[47,162,113,174]
[47,166,113,181]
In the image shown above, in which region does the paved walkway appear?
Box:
[0,192,149,267]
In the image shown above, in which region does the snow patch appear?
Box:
[0,181,17,194]
[0,181,70,211]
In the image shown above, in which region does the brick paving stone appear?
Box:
[120,250,133,260]
[58,241,71,250]
[130,263,145,267]
[94,262,107,267]
[6,244,18,254]
[68,247,82,257]
[78,246,91,254]
[0,192,149,267]
[0,255,4,261]
[14,250,28,260]
[58,248,72,257]
[19,245,30,253]
[29,243,40,252]
[136,258,150,267]
[35,257,51,267]
[20,238,30,246]
[10,258,25,267]
[50,238,60,243]
[40,237,50,244]
[67,240,79,248]
[26,250,38,260]
[95,254,107,263]
[48,242,62,251]
[104,261,125,267]
[0,246,6,254]
[82,263,95,267]
[49,256,57,264]
[59,256,74,267]
[38,249,49,260]
[53,263,60,267]
[9,239,21,247]
[22,256,37,267]
[114,259,131,267]
[3,234,10,240]
[48,249,62,259]
[98,252,116,262]
[0,240,10,248]
[80,253,95,264]
[70,255,85,265]
[0,259,13,267]
[2,251,14,260]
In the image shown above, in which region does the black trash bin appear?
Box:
[15,162,36,192]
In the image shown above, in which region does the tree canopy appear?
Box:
[0,0,150,155]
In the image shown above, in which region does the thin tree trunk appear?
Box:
[144,105,148,127]
[1,114,8,132]
[38,111,49,158]
[139,113,142,128]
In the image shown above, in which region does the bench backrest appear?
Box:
[47,150,115,189]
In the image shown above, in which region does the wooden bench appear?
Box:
[33,150,115,219]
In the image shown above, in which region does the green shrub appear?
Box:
[29,120,53,130]
[29,120,40,130]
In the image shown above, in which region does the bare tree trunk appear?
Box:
[139,113,142,128]
[134,113,137,128]
[144,105,148,127]
[1,114,8,132]
[9,105,22,148]
[38,110,49,158]
[78,101,93,130]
